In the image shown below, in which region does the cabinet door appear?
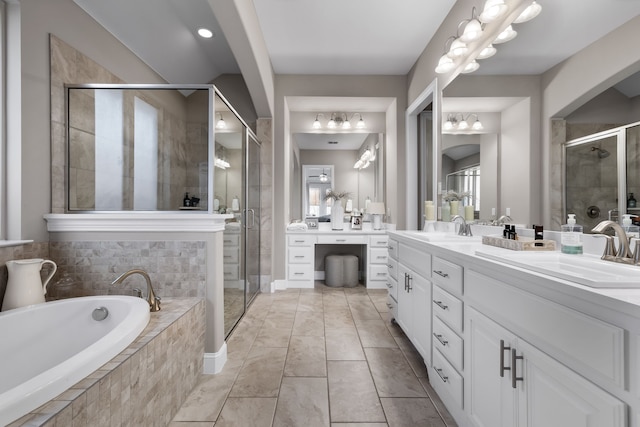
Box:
[465,307,517,427]
[396,263,412,334]
[410,272,431,365]
[517,339,626,427]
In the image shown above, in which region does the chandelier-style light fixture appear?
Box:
[443,113,484,133]
[312,112,366,130]
[435,0,541,75]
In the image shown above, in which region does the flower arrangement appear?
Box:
[442,190,471,202]
[324,190,351,201]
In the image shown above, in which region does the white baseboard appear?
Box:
[274,279,288,291]
[203,342,227,374]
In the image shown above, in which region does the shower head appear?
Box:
[591,146,610,159]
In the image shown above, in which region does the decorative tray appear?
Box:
[482,234,556,251]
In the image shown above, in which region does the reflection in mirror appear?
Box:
[296,133,384,220]
[302,165,334,218]
[214,94,244,215]
[67,86,212,211]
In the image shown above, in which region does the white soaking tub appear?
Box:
[0,295,150,425]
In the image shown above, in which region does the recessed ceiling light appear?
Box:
[197,28,214,39]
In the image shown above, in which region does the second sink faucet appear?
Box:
[591,220,632,262]
[112,269,161,312]
[451,215,473,237]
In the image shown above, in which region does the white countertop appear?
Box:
[388,228,640,321]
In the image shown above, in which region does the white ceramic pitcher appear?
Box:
[2,258,57,311]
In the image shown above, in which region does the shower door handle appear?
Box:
[248,209,256,229]
[243,209,256,229]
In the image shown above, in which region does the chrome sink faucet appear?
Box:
[591,220,632,263]
[451,215,473,237]
[492,215,512,226]
[112,269,161,312]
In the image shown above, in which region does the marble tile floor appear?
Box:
[170,283,457,427]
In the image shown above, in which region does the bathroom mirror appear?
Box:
[214,93,245,213]
[297,133,383,219]
[67,85,213,211]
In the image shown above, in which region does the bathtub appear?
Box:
[0,295,150,425]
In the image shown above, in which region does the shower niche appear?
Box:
[564,121,640,231]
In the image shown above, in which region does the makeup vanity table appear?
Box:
[285,228,390,288]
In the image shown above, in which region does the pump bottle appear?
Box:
[561,214,583,254]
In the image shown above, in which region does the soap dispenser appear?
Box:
[622,214,640,238]
[561,214,583,254]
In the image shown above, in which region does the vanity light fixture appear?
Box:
[215,113,226,129]
[443,113,483,133]
[354,148,374,169]
[435,0,540,75]
[214,157,230,169]
[312,112,366,130]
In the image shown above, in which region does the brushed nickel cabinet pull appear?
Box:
[500,340,511,377]
[433,333,448,346]
[433,300,448,310]
[434,366,448,383]
[433,270,449,278]
[511,348,524,388]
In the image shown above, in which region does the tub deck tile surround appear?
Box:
[7,298,204,427]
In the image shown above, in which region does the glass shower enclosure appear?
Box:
[564,121,640,231]
[65,84,260,337]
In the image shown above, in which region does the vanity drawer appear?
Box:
[223,234,240,247]
[288,235,316,246]
[433,285,463,333]
[370,235,389,247]
[387,257,398,280]
[288,264,313,281]
[387,275,398,301]
[223,247,239,263]
[398,243,431,278]
[370,264,388,282]
[317,235,366,244]
[288,247,313,264]
[433,316,463,372]
[223,264,239,280]
[388,239,399,260]
[432,256,463,295]
[370,247,389,264]
[432,348,463,410]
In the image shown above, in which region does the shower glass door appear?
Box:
[244,133,261,306]
[565,134,618,231]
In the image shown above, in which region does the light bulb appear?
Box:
[342,119,351,129]
[356,118,365,129]
[448,38,468,58]
[514,1,542,23]
[477,44,497,60]
[457,120,469,130]
[460,18,483,43]
[479,0,508,23]
[216,118,226,129]
[462,60,479,74]
[435,54,455,74]
[494,25,517,44]
[472,119,484,131]
[443,120,454,131]
[197,28,214,38]
[327,118,336,129]
[312,116,321,129]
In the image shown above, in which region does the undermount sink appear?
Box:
[475,250,640,288]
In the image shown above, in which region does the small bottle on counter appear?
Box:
[561,214,583,254]
[183,192,191,207]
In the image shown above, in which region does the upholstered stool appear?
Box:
[325,254,359,287]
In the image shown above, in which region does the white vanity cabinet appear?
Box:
[465,274,626,427]
[286,234,317,287]
[391,240,432,366]
[368,235,390,289]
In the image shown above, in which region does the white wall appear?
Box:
[501,98,531,224]
[565,87,639,125]
[20,0,169,241]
